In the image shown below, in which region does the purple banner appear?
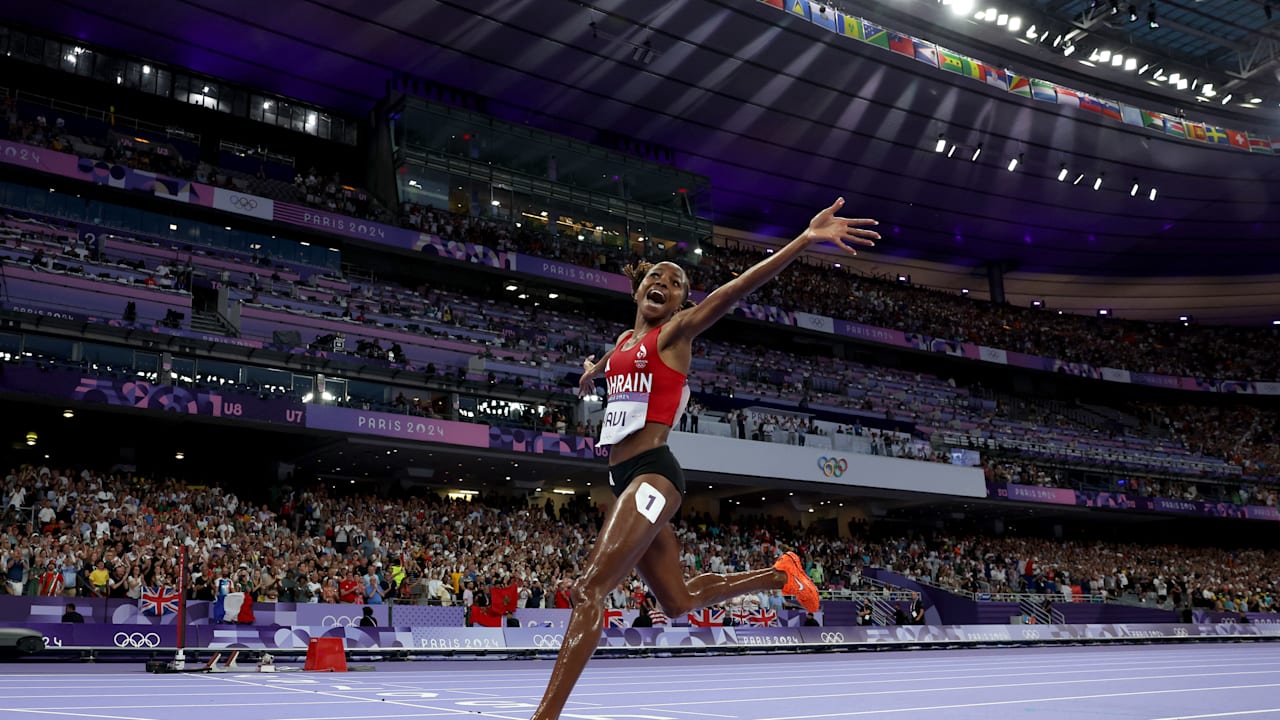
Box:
[0,141,213,207]
[0,366,304,425]
[488,427,604,459]
[990,482,1279,521]
[304,405,489,447]
[513,255,630,293]
[8,620,1280,651]
[273,202,393,243]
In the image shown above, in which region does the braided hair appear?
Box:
[622,259,696,310]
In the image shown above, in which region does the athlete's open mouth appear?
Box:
[646,289,666,304]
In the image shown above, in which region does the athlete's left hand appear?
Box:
[803,197,879,255]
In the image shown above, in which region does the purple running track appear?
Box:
[0,643,1278,720]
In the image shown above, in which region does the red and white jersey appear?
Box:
[599,324,689,447]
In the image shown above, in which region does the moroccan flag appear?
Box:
[141,586,181,616]
[1163,117,1186,138]
[469,604,502,628]
[1141,111,1164,129]
[687,608,726,627]
[808,1,837,30]
[786,0,811,19]
[861,20,890,49]
[913,40,938,67]
[490,584,519,615]
[1249,133,1273,154]
[1205,126,1229,144]
[1030,79,1057,102]
[839,13,863,39]
[938,47,965,74]
[1227,129,1250,150]
[1186,123,1208,142]
[1008,74,1032,97]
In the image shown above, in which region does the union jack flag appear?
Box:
[140,586,182,616]
[729,608,753,626]
[748,609,780,627]
[603,608,626,628]
[687,608,725,628]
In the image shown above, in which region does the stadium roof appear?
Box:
[6,0,1280,277]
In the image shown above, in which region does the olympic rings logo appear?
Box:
[1021,628,1040,640]
[817,456,848,478]
[321,616,357,628]
[114,632,161,648]
[819,632,845,643]
[1174,627,1189,637]
[531,634,564,648]
[229,194,259,210]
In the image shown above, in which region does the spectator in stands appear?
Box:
[60,603,84,623]
[529,199,879,720]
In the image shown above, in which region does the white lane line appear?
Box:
[6,702,357,711]
[200,674,530,720]
[590,669,1280,710]
[0,711,150,720]
[651,709,738,718]
[750,683,1280,719]
[1147,711,1280,720]
[539,661,1280,696]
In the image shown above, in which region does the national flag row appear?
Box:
[759,0,1280,155]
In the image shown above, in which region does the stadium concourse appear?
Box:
[2,0,1280,717]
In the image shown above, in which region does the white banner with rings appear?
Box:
[213,187,275,221]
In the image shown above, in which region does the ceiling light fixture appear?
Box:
[1007,153,1022,172]
[1148,3,1159,27]
[971,144,982,161]
[935,134,947,152]
[1124,57,1138,71]
[1148,187,1158,201]
[1073,172,1086,185]
[1057,164,1069,181]
[1093,174,1104,191]
[1130,178,1140,197]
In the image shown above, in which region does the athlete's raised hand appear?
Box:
[802,197,879,256]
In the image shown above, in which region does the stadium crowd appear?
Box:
[400,201,1280,383]
[1,462,1275,620]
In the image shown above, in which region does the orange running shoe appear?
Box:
[774,551,820,613]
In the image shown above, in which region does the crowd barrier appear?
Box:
[15,622,1280,654]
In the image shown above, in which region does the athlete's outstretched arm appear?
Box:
[666,197,878,342]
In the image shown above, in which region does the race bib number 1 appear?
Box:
[635,481,666,524]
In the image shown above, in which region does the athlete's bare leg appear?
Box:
[529,473,683,720]
[637,523,785,616]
